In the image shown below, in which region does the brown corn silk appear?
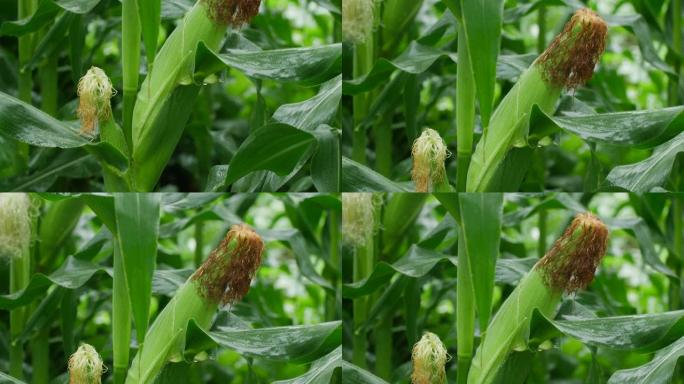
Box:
[536,212,608,293]
[192,224,264,305]
[538,8,607,89]
[204,0,261,26]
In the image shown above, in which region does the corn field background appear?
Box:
[0,0,341,192]
[342,0,683,193]
[342,192,684,384]
[0,193,342,383]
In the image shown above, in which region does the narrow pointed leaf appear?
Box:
[139,0,161,66]
[114,193,161,344]
[460,0,503,128]
[459,193,504,330]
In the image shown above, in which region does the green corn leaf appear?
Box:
[184,320,341,364]
[529,105,684,149]
[139,0,161,66]
[273,75,342,131]
[343,245,533,299]
[205,123,317,191]
[311,126,341,192]
[0,371,26,384]
[459,193,504,331]
[114,193,160,345]
[341,361,390,384]
[537,310,684,352]
[0,256,107,310]
[0,0,59,37]
[272,346,341,384]
[607,336,684,383]
[459,0,503,128]
[194,42,342,86]
[604,132,684,192]
[0,92,128,172]
[341,157,407,192]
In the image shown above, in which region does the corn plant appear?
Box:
[0,0,342,192]
[342,192,684,384]
[0,193,342,383]
[342,1,684,193]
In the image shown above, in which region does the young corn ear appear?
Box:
[1,193,32,379]
[466,8,607,191]
[412,128,450,192]
[77,67,116,138]
[412,332,448,384]
[125,224,263,384]
[342,0,374,44]
[341,192,376,247]
[0,193,32,259]
[468,213,608,384]
[131,0,260,190]
[68,343,105,384]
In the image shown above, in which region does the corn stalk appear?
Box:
[468,213,608,383]
[466,9,607,192]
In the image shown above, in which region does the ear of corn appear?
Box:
[68,343,105,384]
[131,0,260,191]
[412,128,451,192]
[466,8,607,192]
[77,67,116,139]
[342,0,374,44]
[125,224,263,384]
[0,193,32,380]
[342,193,377,369]
[412,332,448,384]
[468,213,608,384]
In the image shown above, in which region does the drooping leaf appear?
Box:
[607,336,684,384]
[341,361,390,384]
[343,245,533,299]
[0,92,128,171]
[530,105,684,149]
[341,157,407,192]
[272,75,342,131]
[194,42,341,86]
[540,310,684,352]
[206,123,316,191]
[604,132,684,192]
[0,256,109,310]
[272,346,341,384]
[184,320,341,364]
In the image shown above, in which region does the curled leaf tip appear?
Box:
[411,128,448,192]
[411,332,448,384]
[77,66,115,138]
[0,193,32,260]
[342,0,374,44]
[68,343,105,384]
[204,0,261,27]
[538,8,607,89]
[342,193,376,247]
[193,223,264,305]
[537,212,608,293]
